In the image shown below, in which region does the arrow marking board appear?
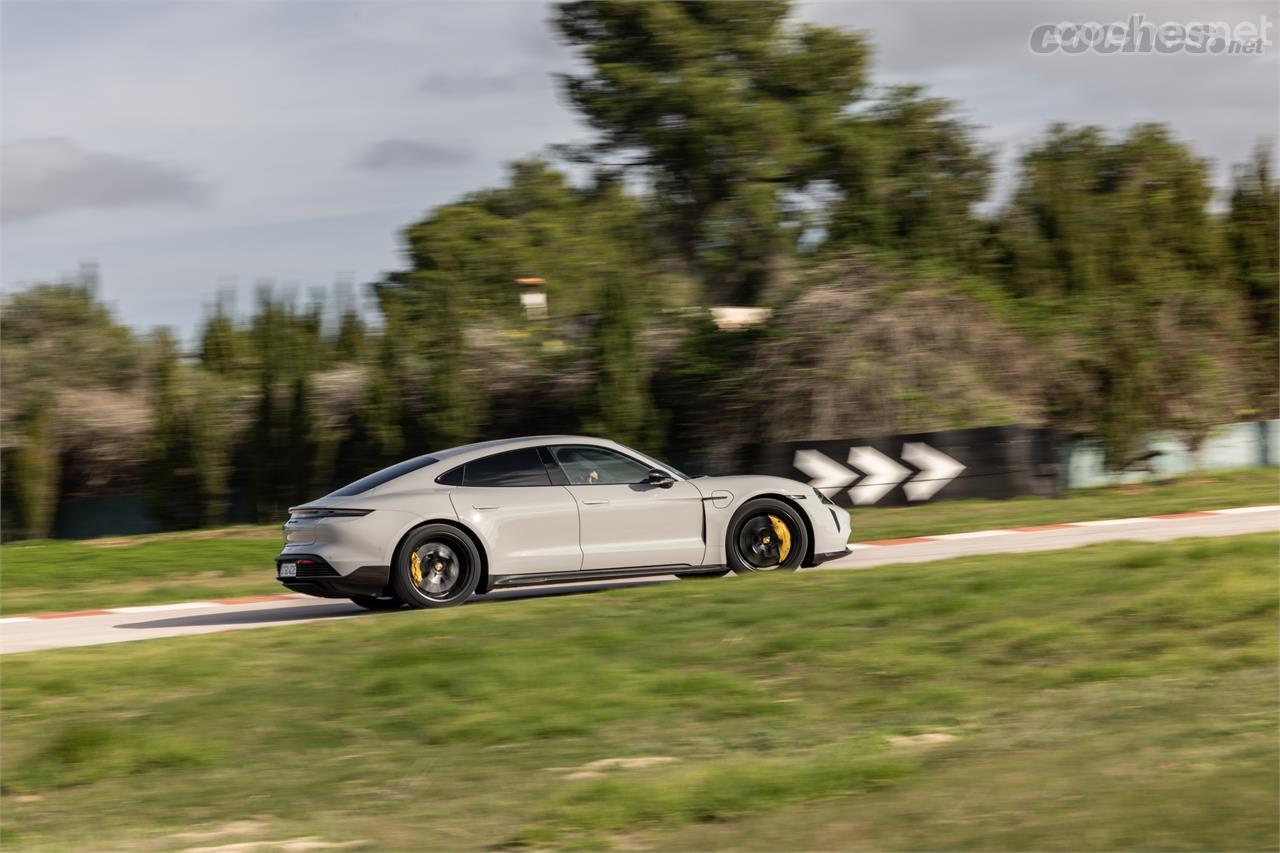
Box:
[901,442,967,501]
[792,449,858,498]
[792,443,967,505]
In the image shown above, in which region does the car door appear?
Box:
[547,444,706,571]
[445,447,583,576]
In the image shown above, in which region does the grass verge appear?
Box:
[0,532,282,615]
[850,465,1277,540]
[2,534,1275,851]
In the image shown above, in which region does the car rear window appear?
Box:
[328,455,439,497]
[461,448,551,487]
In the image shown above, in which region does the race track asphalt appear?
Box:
[2,506,1276,655]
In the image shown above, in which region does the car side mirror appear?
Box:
[647,468,675,489]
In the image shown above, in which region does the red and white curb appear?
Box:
[844,504,1278,549]
[0,594,308,624]
[3,505,1276,623]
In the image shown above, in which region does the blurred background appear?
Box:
[1,0,1277,540]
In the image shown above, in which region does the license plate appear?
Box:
[278,562,297,578]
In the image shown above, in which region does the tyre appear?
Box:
[725,498,808,575]
[391,524,483,609]
[349,594,405,611]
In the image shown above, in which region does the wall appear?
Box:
[1064,420,1279,488]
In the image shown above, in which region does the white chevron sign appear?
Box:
[901,442,967,501]
[847,446,911,505]
[792,449,859,497]
[790,443,966,505]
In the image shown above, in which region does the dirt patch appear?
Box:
[184,838,366,853]
[559,755,679,780]
[888,733,957,748]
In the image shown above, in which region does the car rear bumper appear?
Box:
[274,554,390,599]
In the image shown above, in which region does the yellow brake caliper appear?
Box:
[410,551,423,586]
[767,515,792,563]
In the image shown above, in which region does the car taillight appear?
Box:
[289,508,372,520]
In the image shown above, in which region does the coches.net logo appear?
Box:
[1030,14,1273,56]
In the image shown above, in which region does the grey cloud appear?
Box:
[420,67,548,97]
[2,138,210,222]
[355,138,472,172]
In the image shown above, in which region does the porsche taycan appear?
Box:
[275,435,851,609]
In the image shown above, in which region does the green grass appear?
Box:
[851,465,1277,540]
[1,467,1274,614]
[2,534,1275,851]
[0,528,282,615]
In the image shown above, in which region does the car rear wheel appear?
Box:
[349,594,405,610]
[392,524,482,609]
[726,499,808,575]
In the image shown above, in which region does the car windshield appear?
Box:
[327,455,438,497]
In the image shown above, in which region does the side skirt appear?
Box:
[488,564,728,589]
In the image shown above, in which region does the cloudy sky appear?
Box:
[3,0,1276,339]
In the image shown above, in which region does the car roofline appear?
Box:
[425,435,619,464]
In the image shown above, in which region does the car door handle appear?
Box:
[581,499,609,506]
[472,505,501,511]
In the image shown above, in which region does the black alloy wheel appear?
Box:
[392,524,483,608]
[726,498,808,575]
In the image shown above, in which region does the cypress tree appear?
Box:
[286,372,318,506]
[7,392,60,540]
[585,269,659,450]
[145,331,200,530]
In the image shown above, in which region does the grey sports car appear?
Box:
[275,435,851,609]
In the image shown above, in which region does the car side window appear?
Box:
[462,448,552,487]
[435,464,464,486]
[550,446,652,486]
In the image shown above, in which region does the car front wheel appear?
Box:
[392,524,482,609]
[726,499,808,575]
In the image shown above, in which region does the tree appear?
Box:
[825,85,993,269]
[556,0,869,304]
[333,283,367,363]
[186,372,236,527]
[285,372,318,506]
[997,123,1240,469]
[1,266,143,398]
[393,159,651,319]
[145,330,200,530]
[3,392,60,540]
[387,273,480,451]
[198,293,242,375]
[1225,145,1279,416]
[354,307,406,469]
[246,369,282,522]
[583,268,660,451]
